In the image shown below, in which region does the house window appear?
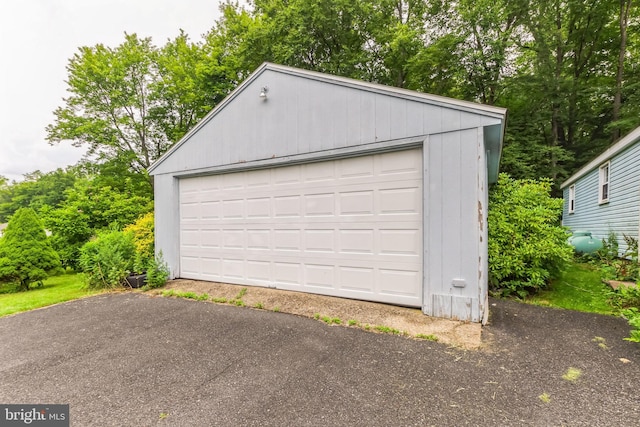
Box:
[599,162,610,204]
[568,185,575,213]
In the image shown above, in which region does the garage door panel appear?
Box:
[201,258,221,277]
[246,260,271,282]
[179,149,423,307]
[338,155,374,179]
[273,230,301,251]
[339,229,374,254]
[304,193,335,216]
[338,266,375,292]
[273,262,302,286]
[247,230,270,250]
[379,229,421,256]
[379,149,422,175]
[274,196,301,217]
[247,197,271,218]
[379,269,421,296]
[305,229,336,252]
[200,201,221,219]
[305,264,335,289]
[339,190,374,215]
[222,229,245,249]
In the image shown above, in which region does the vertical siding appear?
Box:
[423,128,482,322]
[154,174,180,279]
[151,69,502,176]
[563,142,640,254]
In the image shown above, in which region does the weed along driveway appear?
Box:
[0,293,639,426]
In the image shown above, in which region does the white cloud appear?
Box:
[0,0,222,182]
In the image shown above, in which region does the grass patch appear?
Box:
[562,367,582,382]
[254,302,264,309]
[320,316,341,325]
[179,292,199,300]
[592,336,608,350]
[525,263,615,315]
[211,297,228,303]
[416,333,439,342]
[347,319,358,326]
[0,274,102,317]
[161,290,209,301]
[374,325,401,335]
[539,393,551,403]
[234,287,247,300]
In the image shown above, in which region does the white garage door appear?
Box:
[179,148,423,307]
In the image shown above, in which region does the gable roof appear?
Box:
[561,126,640,189]
[149,62,506,175]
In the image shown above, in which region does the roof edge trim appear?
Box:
[561,126,640,188]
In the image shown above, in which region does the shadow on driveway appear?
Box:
[0,293,638,426]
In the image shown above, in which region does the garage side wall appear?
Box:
[154,174,180,279]
[423,128,487,322]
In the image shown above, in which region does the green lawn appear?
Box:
[0,274,103,317]
[525,263,616,315]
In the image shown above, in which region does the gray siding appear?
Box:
[154,174,180,278]
[423,128,487,322]
[151,68,501,176]
[563,141,640,254]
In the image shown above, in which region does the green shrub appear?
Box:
[0,208,61,291]
[609,284,640,310]
[488,174,573,297]
[146,251,170,289]
[79,229,136,289]
[596,233,639,282]
[124,212,155,272]
[622,308,640,343]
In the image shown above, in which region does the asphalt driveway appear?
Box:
[1,293,639,426]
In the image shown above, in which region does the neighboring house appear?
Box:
[149,63,507,323]
[562,126,640,255]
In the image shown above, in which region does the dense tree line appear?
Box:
[1,0,639,272]
[40,0,640,191]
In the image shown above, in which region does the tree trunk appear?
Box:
[612,0,632,141]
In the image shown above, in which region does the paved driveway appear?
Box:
[1,293,639,426]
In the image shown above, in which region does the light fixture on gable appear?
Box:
[259,86,269,99]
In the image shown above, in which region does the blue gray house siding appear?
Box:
[562,127,640,255]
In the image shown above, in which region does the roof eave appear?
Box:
[560,126,640,188]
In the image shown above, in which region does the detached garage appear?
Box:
[149,63,506,323]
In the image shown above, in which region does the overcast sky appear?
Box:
[0,0,224,182]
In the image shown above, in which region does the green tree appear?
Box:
[40,177,153,269]
[0,208,61,291]
[46,33,222,190]
[0,168,78,222]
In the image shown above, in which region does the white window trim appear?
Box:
[599,161,610,204]
[568,184,575,213]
